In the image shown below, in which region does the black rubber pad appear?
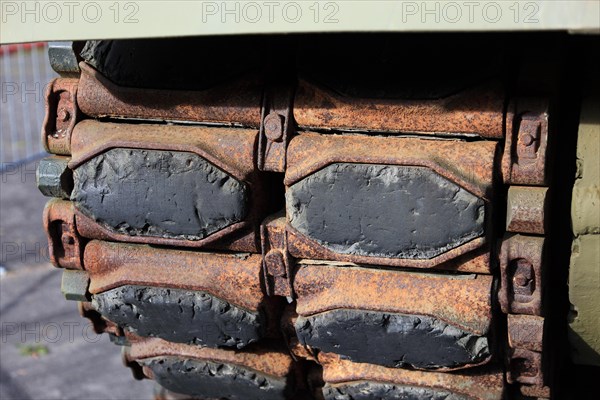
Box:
[323,381,468,400]
[295,309,490,370]
[92,285,263,349]
[286,164,484,259]
[80,38,262,91]
[72,148,247,241]
[139,357,289,400]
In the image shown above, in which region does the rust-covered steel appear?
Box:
[284,132,498,271]
[287,232,493,274]
[293,263,493,336]
[69,120,257,181]
[519,384,551,399]
[507,348,544,387]
[289,263,494,371]
[42,78,80,155]
[293,79,506,138]
[506,186,549,235]
[43,199,85,269]
[77,62,263,128]
[508,314,545,353]
[82,240,263,312]
[258,79,295,172]
[507,314,547,392]
[318,354,505,400]
[502,99,550,186]
[124,335,294,379]
[68,120,266,252]
[81,240,282,349]
[286,132,497,198]
[498,234,546,316]
[261,213,293,297]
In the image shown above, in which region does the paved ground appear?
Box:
[0,160,154,399]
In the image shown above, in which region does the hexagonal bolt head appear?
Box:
[37,156,74,199]
[48,41,84,77]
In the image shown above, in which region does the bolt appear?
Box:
[58,108,70,122]
[61,232,75,246]
[512,259,535,296]
[521,133,535,146]
[264,112,284,142]
[514,273,530,287]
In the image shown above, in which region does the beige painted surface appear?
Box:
[570,235,600,366]
[570,64,600,365]
[1,0,599,44]
[572,98,600,235]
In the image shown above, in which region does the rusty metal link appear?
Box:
[508,314,545,353]
[68,120,268,252]
[42,78,80,155]
[261,213,293,297]
[43,199,85,269]
[519,384,551,399]
[124,335,294,378]
[508,348,543,387]
[284,131,498,272]
[77,62,263,128]
[498,234,546,316]
[287,262,494,372]
[82,241,264,312]
[258,78,296,172]
[317,354,505,400]
[293,262,493,334]
[506,186,549,235]
[122,335,298,399]
[507,314,548,396]
[502,99,550,186]
[79,241,284,348]
[294,79,506,138]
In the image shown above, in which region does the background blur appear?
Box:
[0,43,154,400]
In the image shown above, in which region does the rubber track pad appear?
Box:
[295,309,490,370]
[92,285,264,349]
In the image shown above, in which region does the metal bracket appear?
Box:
[42,78,80,155]
[508,314,545,352]
[258,79,295,172]
[506,186,549,235]
[261,213,293,297]
[508,347,544,386]
[499,234,546,316]
[43,199,84,269]
[502,99,550,186]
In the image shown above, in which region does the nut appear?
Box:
[264,112,284,142]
